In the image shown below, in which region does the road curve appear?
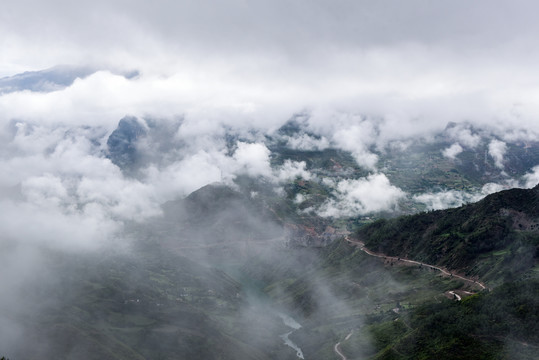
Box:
[334,330,353,360]
[448,291,462,301]
[345,237,488,291]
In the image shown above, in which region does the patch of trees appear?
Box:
[365,279,538,360]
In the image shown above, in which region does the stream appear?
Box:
[215,264,306,359]
[277,313,305,359]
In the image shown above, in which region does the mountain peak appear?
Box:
[106,116,147,171]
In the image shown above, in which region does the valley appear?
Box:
[345,237,488,291]
[3,3,539,358]
[1,133,537,359]
[0,97,537,359]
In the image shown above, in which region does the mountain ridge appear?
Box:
[355,183,539,283]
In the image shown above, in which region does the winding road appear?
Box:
[332,237,488,359]
[334,330,353,360]
[448,291,462,301]
[333,237,488,358]
[345,237,488,291]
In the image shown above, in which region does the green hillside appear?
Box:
[4,183,538,359]
[356,184,539,283]
[6,244,283,360]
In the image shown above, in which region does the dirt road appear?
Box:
[334,330,353,360]
[345,237,488,291]
[448,291,462,301]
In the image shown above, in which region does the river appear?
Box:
[217,264,305,359]
[277,313,305,359]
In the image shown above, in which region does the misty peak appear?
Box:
[106,116,147,171]
[0,65,96,94]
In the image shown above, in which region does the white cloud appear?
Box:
[442,143,463,159]
[329,116,379,170]
[0,198,121,251]
[413,190,478,210]
[144,151,225,200]
[446,124,482,148]
[0,0,539,149]
[488,139,507,169]
[294,193,306,204]
[317,174,406,217]
[285,134,330,151]
[413,181,517,210]
[523,165,539,188]
[275,160,313,182]
[2,47,539,155]
[0,116,322,253]
[76,176,161,221]
[232,142,273,178]
[0,122,164,250]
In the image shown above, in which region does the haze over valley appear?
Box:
[1,1,538,359]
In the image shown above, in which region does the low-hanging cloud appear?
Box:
[523,165,539,188]
[316,173,406,217]
[488,139,507,169]
[413,190,482,211]
[442,143,464,160]
[412,181,520,210]
[275,160,313,183]
[285,134,330,151]
[233,142,273,178]
[331,120,379,170]
[445,123,482,148]
[0,112,322,252]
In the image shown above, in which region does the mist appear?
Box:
[1,1,538,358]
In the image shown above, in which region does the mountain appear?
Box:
[82,115,539,359]
[4,110,539,359]
[270,119,539,193]
[340,278,539,360]
[100,114,539,235]
[0,65,96,93]
[159,183,284,251]
[3,178,538,359]
[356,184,539,283]
[0,66,140,94]
[106,116,183,174]
[248,185,539,359]
[106,116,148,171]
[4,243,286,360]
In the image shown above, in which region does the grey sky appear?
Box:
[3,1,539,70]
[1,0,539,135]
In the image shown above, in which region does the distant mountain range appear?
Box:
[357,183,539,283]
[104,114,538,219]
[0,65,139,93]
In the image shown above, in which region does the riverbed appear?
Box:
[278,312,304,359]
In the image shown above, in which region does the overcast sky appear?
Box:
[2,0,539,136]
[3,0,539,68]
